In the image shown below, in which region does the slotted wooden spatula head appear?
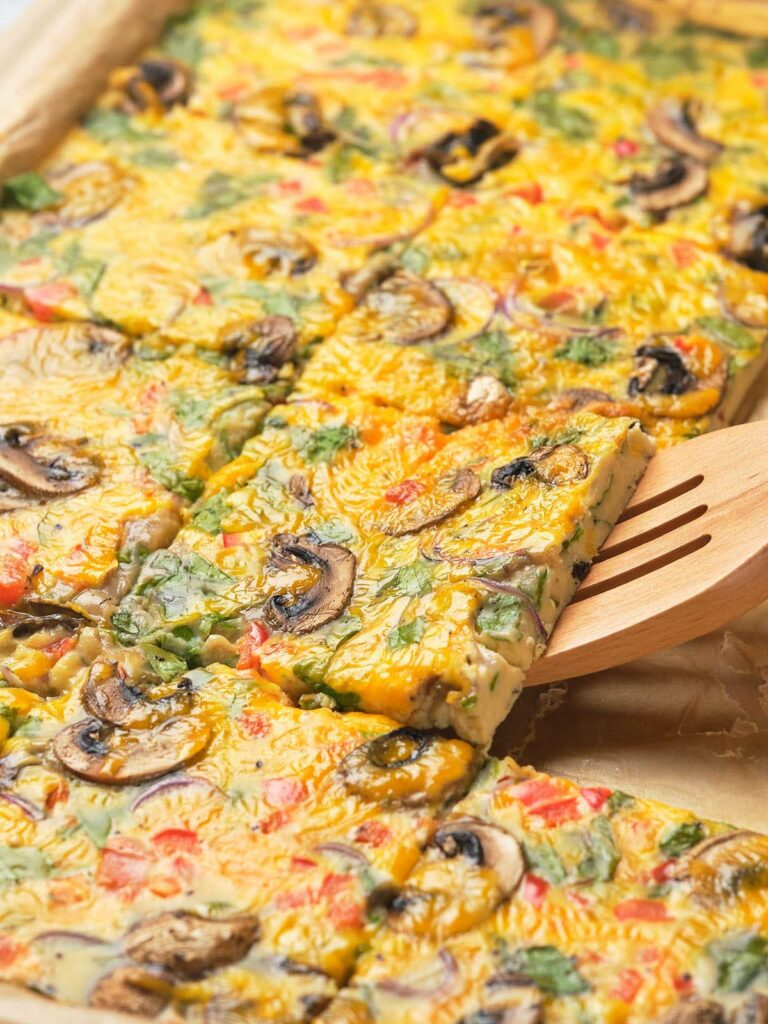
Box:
[525,420,768,687]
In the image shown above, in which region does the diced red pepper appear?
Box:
[328,898,364,929]
[580,786,612,811]
[151,828,201,856]
[448,192,479,207]
[24,281,76,321]
[222,532,246,548]
[354,820,392,848]
[671,241,698,269]
[97,838,152,895]
[650,858,675,884]
[673,973,694,995]
[522,873,549,908]
[384,479,426,505]
[291,855,318,870]
[239,710,272,738]
[237,621,270,670]
[294,196,328,214]
[613,898,672,922]
[263,777,309,809]
[0,541,34,607]
[0,935,20,968]
[591,231,611,251]
[507,182,543,205]
[43,636,76,663]
[260,809,291,834]
[149,875,183,898]
[278,179,304,195]
[537,289,576,312]
[610,968,643,1003]
[614,138,639,158]
[192,287,213,306]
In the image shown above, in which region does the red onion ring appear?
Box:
[312,842,370,865]
[33,930,108,946]
[471,578,548,641]
[378,949,458,998]
[0,790,45,821]
[130,774,217,812]
[502,290,621,338]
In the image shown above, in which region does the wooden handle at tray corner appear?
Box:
[0,0,191,180]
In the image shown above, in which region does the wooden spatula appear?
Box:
[524,420,768,687]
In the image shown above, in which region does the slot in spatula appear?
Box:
[524,420,768,686]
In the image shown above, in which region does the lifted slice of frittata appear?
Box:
[115,398,653,744]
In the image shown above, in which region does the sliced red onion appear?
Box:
[389,111,417,147]
[471,578,548,641]
[502,290,621,338]
[312,842,370,865]
[130,773,217,812]
[33,930,108,947]
[0,790,45,821]
[378,950,458,998]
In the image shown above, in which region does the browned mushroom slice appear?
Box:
[648,100,723,164]
[628,156,708,213]
[119,58,192,114]
[241,228,318,277]
[423,119,518,187]
[233,87,334,156]
[222,315,298,384]
[659,999,727,1024]
[1,323,130,386]
[82,662,195,728]
[556,387,616,411]
[124,911,260,979]
[473,1,558,54]
[316,997,375,1024]
[52,715,211,785]
[468,975,543,1024]
[671,829,768,904]
[339,727,479,806]
[374,467,480,537]
[89,965,173,1016]
[341,253,401,303]
[360,271,452,344]
[385,816,524,936]
[732,995,768,1024]
[726,205,768,273]
[264,534,356,635]
[45,161,127,228]
[491,444,590,489]
[346,3,418,36]
[449,375,512,426]
[0,424,100,512]
[628,344,696,398]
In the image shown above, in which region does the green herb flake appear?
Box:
[695,316,756,351]
[555,335,613,367]
[577,815,620,882]
[76,808,113,848]
[142,643,188,682]
[476,594,522,641]
[707,932,768,993]
[191,491,232,534]
[527,90,595,141]
[523,842,567,885]
[659,820,705,858]
[290,424,359,464]
[387,616,426,650]
[83,108,158,143]
[0,846,52,884]
[376,560,433,599]
[504,945,589,997]
[2,172,62,211]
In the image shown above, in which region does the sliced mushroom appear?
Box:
[628,156,708,213]
[341,253,401,303]
[52,715,211,785]
[0,424,100,512]
[222,315,298,384]
[473,1,558,55]
[288,473,314,507]
[648,100,723,164]
[423,119,518,187]
[339,727,479,806]
[358,271,452,344]
[89,965,173,1016]
[119,58,192,114]
[726,205,768,273]
[732,994,768,1024]
[0,609,82,637]
[474,974,543,1024]
[44,161,127,228]
[376,467,481,536]
[660,999,727,1024]
[82,662,195,728]
[491,444,590,489]
[241,228,318,277]
[316,996,375,1024]
[556,387,615,411]
[434,817,525,899]
[671,829,768,904]
[1,324,130,386]
[628,344,696,398]
[234,87,335,156]
[346,3,418,37]
[451,375,512,426]
[124,911,260,979]
[264,534,356,635]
